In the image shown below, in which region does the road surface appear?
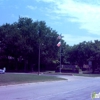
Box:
[0,75,100,100]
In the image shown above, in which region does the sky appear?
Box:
[0,0,100,46]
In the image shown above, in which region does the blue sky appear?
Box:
[0,0,100,46]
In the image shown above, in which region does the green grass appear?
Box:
[74,73,100,77]
[0,73,65,86]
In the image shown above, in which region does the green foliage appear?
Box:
[0,17,100,73]
[0,17,63,72]
[65,40,100,73]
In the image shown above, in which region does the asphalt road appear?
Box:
[0,75,100,100]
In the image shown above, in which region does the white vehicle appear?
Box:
[0,67,6,74]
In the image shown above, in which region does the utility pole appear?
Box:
[38,30,41,75]
[60,41,62,73]
[38,42,40,75]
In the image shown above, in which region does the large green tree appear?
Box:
[0,17,62,72]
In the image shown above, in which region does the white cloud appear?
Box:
[46,14,60,20]
[27,5,37,10]
[38,0,100,35]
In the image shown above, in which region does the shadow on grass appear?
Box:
[0,73,66,86]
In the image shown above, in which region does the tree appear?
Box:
[0,17,63,72]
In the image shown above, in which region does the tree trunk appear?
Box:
[24,60,28,72]
[15,57,18,72]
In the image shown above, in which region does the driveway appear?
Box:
[0,75,100,100]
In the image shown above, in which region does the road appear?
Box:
[0,75,100,100]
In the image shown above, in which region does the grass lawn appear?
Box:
[74,73,100,77]
[0,73,65,86]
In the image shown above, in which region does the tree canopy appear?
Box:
[0,17,67,72]
[0,17,100,73]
